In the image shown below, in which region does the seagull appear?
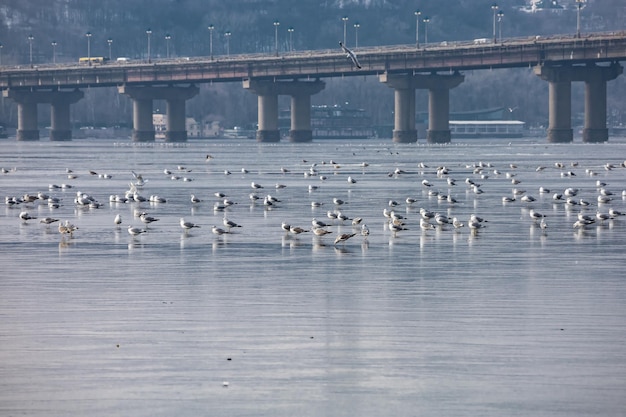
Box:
[389,223,408,237]
[529,209,545,221]
[339,41,361,69]
[180,218,200,231]
[334,232,357,246]
[19,211,37,222]
[212,225,229,236]
[58,220,78,237]
[609,208,625,218]
[468,219,485,233]
[39,217,59,226]
[190,194,202,203]
[289,225,309,235]
[128,225,146,237]
[223,217,242,230]
[452,217,465,229]
[139,213,159,225]
[251,182,263,189]
[312,227,332,237]
[360,224,370,239]
[312,218,331,228]
[420,218,436,231]
[114,214,122,226]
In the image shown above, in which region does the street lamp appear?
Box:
[28,34,34,67]
[491,3,498,43]
[342,16,349,46]
[165,33,171,58]
[208,24,214,59]
[422,17,430,45]
[273,20,280,56]
[224,31,231,56]
[86,32,92,64]
[0,43,3,66]
[354,22,360,49]
[287,27,294,52]
[497,10,504,43]
[146,28,152,62]
[51,40,57,63]
[576,0,584,38]
[107,38,112,60]
[415,10,421,48]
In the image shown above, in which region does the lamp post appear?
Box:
[28,34,34,67]
[51,41,57,63]
[576,0,584,38]
[146,28,152,62]
[107,38,112,60]
[415,10,421,48]
[491,3,498,44]
[354,22,360,49]
[423,17,430,45]
[208,24,214,59]
[287,27,294,52]
[0,43,3,66]
[342,16,349,46]
[225,31,231,56]
[273,20,280,56]
[165,34,171,58]
[86,31,92,65]
[497,10,504,43]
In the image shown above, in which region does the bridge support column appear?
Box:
[379,73,417,143]
[534,62,622,143]
[4,89,84,141]
[119,85,199,142]
[582,64,622,143]
[244,79,325,142]
[17,100,39,141]
[50,90,84,141]
[380,72,464,143]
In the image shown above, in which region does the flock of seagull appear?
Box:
[4,149,626,249]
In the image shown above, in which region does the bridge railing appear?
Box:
[2,31,625,74]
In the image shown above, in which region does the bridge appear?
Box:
[1,31,625,143]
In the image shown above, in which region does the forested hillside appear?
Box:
[1,0,625,130]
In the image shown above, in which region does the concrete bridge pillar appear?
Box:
[3,89,84,141]
[50,90,84,141]
[380,72,464,143]
[534,62,622,143]
[582,63,622,143]
[119,85,199,142]
[243,79,325,142]
[534,66,574,143]
[16,100,40,141]
[379,73,417,143]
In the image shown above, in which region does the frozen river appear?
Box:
[1,136,626,416]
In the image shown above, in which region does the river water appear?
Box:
[1,136,625,417]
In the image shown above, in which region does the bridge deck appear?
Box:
[1,32,626,90]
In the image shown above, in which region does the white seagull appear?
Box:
[180,218,200,231]
[339,41,361,69]
[128,225,146,237]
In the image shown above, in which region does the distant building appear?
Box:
[152,113,223,139]
[279,104,375,139]
[417,107,526,139]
